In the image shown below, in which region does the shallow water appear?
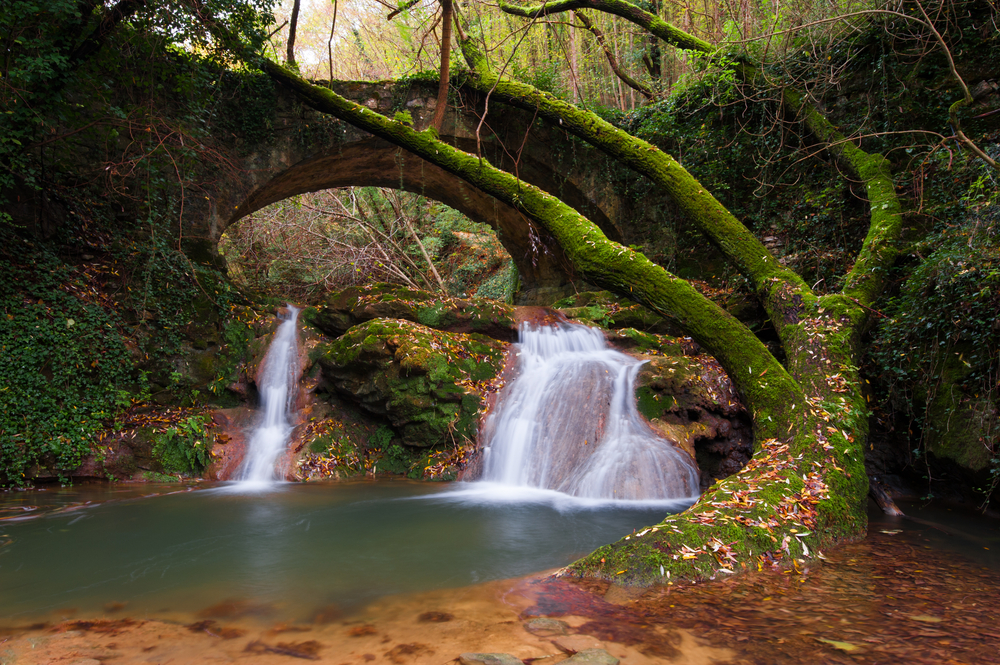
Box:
[0,480,691,623]
[0,485,999,664]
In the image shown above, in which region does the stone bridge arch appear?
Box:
[197,79,634,301]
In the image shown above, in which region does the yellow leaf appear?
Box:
[817,638,860,652]
[908,615,943,623]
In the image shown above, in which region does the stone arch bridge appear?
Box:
[189,78,648,301]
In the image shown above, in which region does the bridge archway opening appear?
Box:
[222,138,613,301]
[221,185,519,303]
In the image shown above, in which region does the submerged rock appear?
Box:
[309,283,516,341]
[561,649,620,665]
[554,635,606,653]
[459,654,524,665]
[315,318,506,448]
[523,617,569,636]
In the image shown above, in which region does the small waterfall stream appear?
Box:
[236,306,300,485]
[480,322,699,501]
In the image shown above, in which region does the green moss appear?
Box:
[316,318,505,448]
[635,386,674,421]
[314,284,515,340]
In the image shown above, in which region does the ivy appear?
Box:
[0,233,133,485]
[151,414,212,475]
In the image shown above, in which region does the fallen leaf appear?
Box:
[817,638,861,652]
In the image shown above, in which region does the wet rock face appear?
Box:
[552,296,753,489]
[309,284,517,341]
[315,318,506,448]
[633,351,752,490]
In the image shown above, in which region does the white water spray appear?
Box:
[236,306,300,485]
[480,322,699,501]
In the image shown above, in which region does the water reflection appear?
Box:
[0,480,679,621]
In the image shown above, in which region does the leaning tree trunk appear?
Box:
[484,0,904,580]
[200,7,887,584]
[256,58,870,585]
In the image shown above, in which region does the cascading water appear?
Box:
[480,322,700,501]
[236,306,301,485]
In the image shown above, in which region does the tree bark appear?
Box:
[575,11,653,100]
[286,0,301,66]
[430,0,453,133]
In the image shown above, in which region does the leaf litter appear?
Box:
[526,530,1000,664]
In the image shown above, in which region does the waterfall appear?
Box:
[480,322,699,501]
[236,306,301,485]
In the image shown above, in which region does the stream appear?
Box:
[0,481,692,623]
[1,484,999,664]
[2,317,998,663]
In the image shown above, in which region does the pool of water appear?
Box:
[1,484,999,664]
[0,480,693,623]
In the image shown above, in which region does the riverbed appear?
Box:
[1,482,998,664]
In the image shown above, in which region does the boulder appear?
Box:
[553,290,682,335]
[308,284,516,341]
[315,318,506,448]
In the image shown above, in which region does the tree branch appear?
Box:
[388,0,421,21]
[70,0,148,65]
[456,36,811,315]
[498,0,714,52]
[575,10,653,100]
[499,0,905,309]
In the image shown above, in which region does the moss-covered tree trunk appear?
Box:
[200,1,902,584]
[476,0,903,583]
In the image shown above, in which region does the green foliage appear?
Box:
[152,415,212,475]
[368,424,423,477]
[425,204,511,297]
[216,69,279,149]
[474,259,519,303]
[143,470,182,483]
[0,234,133,485]
[307,436,332,454]
[510,61,564,97]
[369,424,394,450]
[870,156,1000,502]
[208,318,256,397]
[379,444,410,475]
[0,0,277,225]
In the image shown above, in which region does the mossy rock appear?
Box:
[632,349,751,486]
[314,318,507,448]
[554,290,681,335]
[308,283,516,341]
[919,350,998,473]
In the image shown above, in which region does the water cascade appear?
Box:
[480,322,699,500]
[236,306,301,484]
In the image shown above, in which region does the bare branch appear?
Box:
[575,10,653,100]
